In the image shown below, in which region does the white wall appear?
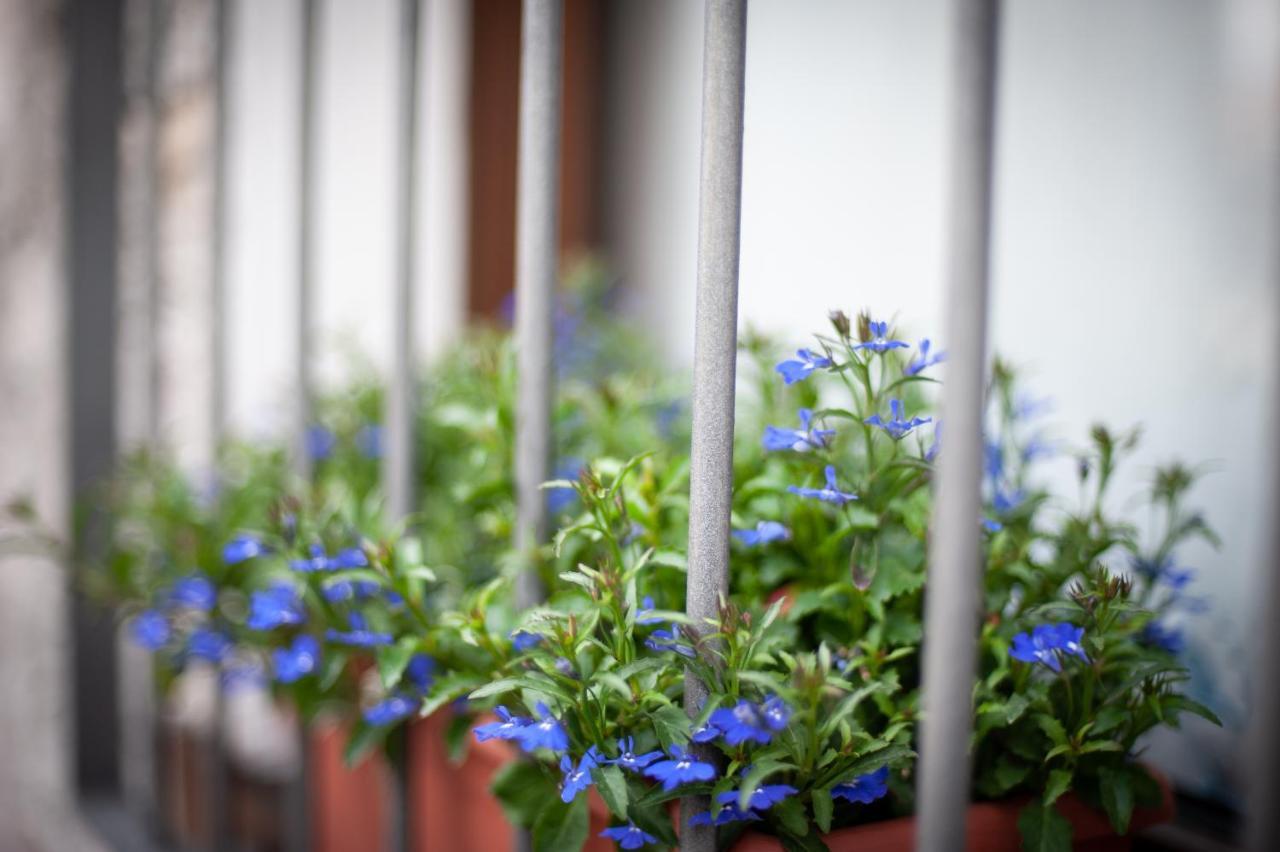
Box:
[604,0,1279,803]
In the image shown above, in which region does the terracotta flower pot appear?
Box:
[309,720,392,852]
[732,771,1175,852]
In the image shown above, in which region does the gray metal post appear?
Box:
[293,0,320,482]
[681,2,748,850]
[386,4,422,850]
[512,0,563,611]
[914,2,1001,851]
[284,3,321,850]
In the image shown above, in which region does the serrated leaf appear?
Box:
[811,788,833,834]
[376,637,419,689]
[342,721,385,768]
[594,765,629,819]
[1017,803,1072,852]
[1035,715,1068,746]
[468,678,524,700]
[1164,695,1222,727]
[1043,769,1072,806]
[1098,766,1134,834]
[649,704,691,751]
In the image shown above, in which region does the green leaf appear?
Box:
[1098,766,1134,835]
[533,795,588,852]
[468,677,525,700]
[1090,704,1128,736]
[1035,715,1068,747]
[491,760,550,829]
[342,721,385,768]
[1017,803,1073,852]
[772,797,811,838]
[1043,769,1072,806]
[811,788,834,834]
[1164,695,1222,727]
[319,648,350,691]
[376,637,419,689]
[594,765,629,819]
[649,704,691,751]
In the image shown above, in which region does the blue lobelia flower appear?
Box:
[775,348,833,385]
[273,634,320,683]
[131,609,170,650]
[291,543,331,573]
[187,627,231,663]
[599,824,659,849]
[559,746,602,803]
[645,626,695,659]
[992,486,1024,514]
[363,693,421,726]
[1160,565,1195,592]
[788,465,858,506]
[169,574,217,612]
[246,583,305,631]
[405,654,436,692]
[763,408,835,453]
[733,521,790,547]
[832,766,890,804]
[223,533,267,565]
[514,703,569,753]
[705,700,775,746]
[292,543,368,573]
[643,745,717,792]
[607,736,663,773]
[474,706,532,743]
[1141,621,1185,654]
[355,423,383,459]
[760,695,791,731]
[716,783,798,814]
[1009,623,1089,672]
[904,339,945,376]
[852,320,910,354]
[326,612,394,647]
[306,425,336,461]
[510,630,543,652]
[636,596,664,626]
[689,802,762,826]
[321,578,380,603]
[865,399,931,440]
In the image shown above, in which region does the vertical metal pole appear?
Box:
[681,3,748,850]
[284,3,320,851]
[387,4,422,850]
[914,2,1000,851]
[1246,12,1280,845]
[512,0,563,611]
[293,0,320,482]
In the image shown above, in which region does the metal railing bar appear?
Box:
[681,2,748,850]
[913,2,1001,850]
[512,0,563,611]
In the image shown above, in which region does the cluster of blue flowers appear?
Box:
[129,573,227,664]
[763,408,835,453]
[363,653,436,726]
[473,702,571,752]
[1009,623,1089,672]
[289,542,369,573]
[693,696,791,746]
[732,520,790,547]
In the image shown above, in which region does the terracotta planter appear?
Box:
[406,711,615,852]
[732,771,1175,852]
[309,720,392,852]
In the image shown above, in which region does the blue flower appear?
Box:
[330,547,369,569]
[355,424,383,459]
[599,824,659,849]
[706,700,775,746]
[290,543,331,573]
[273,635,320,683]
[514,702,569,753]
[474,706,532,743]
[607,736,662,773]
[510,630,543,652]
[1160,565,1195,592]
[832,766,889,804]
[187,627,230,663]
[904,338,945,376]
[246,583,305,631]
[760,695,791,731]
[775,348,833,385]
[691,724,719,743]
[732,521,790,547]
[636,596,664,626]
[926,421,942,462]
[559,747,602,803]
[1141,621,1185,654]
[788,465,858,506]
[548,457,585,514]
[645,626,694,659]
[763,408,835,453]
[992,486,1024,514]
[326,612,394,647]
[405,654,436,692]
[689,802,761,826]
[169,574,216,612]
[1009,623,1089,672]
[643,745,717,792]
[865,399,931,440]
[984,439,1005,482]
[716,783,798,813]
[130,609,170,650]
[321,578,380,603]
[852,320,909,354]
[983,518,1003,533]
[306,425,336,461]
[291,543,368,573]
[364,694,420,726]
[223,534,267,565]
